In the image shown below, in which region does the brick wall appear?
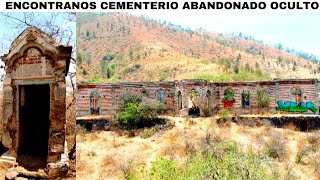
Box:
[77,79,319,117]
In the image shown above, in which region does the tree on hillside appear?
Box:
[277,44,283,51]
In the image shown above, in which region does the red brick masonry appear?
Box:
[77,79,320,117]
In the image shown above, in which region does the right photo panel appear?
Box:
[76,12,320,179]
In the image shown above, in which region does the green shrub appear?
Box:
[102,52,115,61]
[120,64,141,75]
[148,157,182,179]
[257,87,271,108]
[191,70,270,82]
[121,94,143,108]
[116,103,144,129]
[142,128,157,139]
[223,88,235,102]
[218,108,231,123]
[145,141,272,180]
[140,99,165,118]
[117,97,165,129]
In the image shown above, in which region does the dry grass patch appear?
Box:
[306,132,320,152]
[77,150,95,177]
[295,140,309,164]
[76,116,320,179]
[265,131,288,161]
[312,152,320,179]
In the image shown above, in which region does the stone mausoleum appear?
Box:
[77,79,320,117]
[1,26,72,177]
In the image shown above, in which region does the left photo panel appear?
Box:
[0,13,76,179]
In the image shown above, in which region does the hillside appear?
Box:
[76,13,320,83]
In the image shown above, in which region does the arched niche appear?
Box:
[89,90,102,115]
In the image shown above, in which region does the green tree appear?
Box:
[77,53,82,66]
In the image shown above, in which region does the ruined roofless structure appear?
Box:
[77,79,320,117]
[1,26,72,177]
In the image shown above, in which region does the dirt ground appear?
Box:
[77,116,320,180]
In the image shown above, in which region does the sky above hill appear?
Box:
[131,11,320,57]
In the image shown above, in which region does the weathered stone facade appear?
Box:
[1,26,72,177]
[77,79,320,117]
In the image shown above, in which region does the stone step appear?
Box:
[0,158,15,168]
[0,151,16,168]
[1,151,16,161]
[1,155,16,162]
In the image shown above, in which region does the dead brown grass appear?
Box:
[76,117,320,179]
[312,152,320,179]
[64,93,76,179]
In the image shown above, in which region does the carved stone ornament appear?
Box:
[26,48,41,58]
[26,32,37,42]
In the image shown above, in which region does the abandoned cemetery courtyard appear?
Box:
[75,12,320,179]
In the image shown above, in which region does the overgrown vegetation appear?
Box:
[257,87,271,108]
[265,132,287,160]
[217,108,231,123]
[133,141,273,179]
[192,70,270,82]
[77,115,320,180]
[116,94,165,129]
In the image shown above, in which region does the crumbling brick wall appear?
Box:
[77,79,319,117]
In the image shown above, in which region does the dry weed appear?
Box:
[265,131,288,161]
[101,155,115,166]
[255,136,267,156]
[295,137,309,164]
[211,128,229,143]
[311,152,320,178]
[98,155,120,178]
[306,133,320,152]
[209,116,217,127]
[76,124,87,136]
[118,159,135,179]
[186,117,196,126]
[140,143,152,151]
[283,161,297,180]
[111,135,123,148]
[87,132,100,142]
[76,151,85,172]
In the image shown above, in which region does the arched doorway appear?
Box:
[156,89,166,105]
[206,90,211,109]
[177,91,182,110]
[223,88,235,108]
[241,89,250,108]
[188,90,200,117]
[90,91,101,115]
[291,87,302,104]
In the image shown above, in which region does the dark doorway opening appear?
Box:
[85,122,93,131]
[18,84,50,170]
[299,120,308,132]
